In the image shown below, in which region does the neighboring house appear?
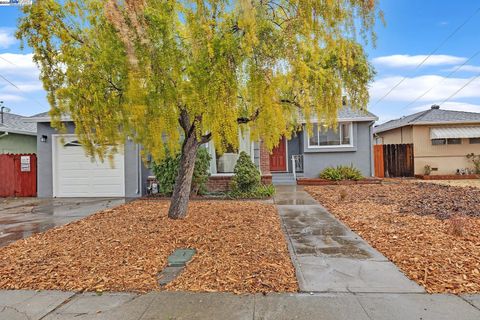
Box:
[0,112,37,154]
[374,105,480,175]
[30,107,377,198]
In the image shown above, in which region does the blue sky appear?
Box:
[1,1,480,123]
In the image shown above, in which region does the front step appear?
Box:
[272,173,302,185]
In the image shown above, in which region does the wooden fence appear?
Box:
[0,154,37,197]
[374,144,414,178]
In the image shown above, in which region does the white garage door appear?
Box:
[53,135,125,197]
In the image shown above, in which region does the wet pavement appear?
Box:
[0,197,128,247]
[1,290,480,320]
[274,185,424,293]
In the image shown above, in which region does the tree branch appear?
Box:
[237,109,260,124]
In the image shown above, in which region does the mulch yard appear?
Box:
[0,200,298,294]
[306,182,480,294]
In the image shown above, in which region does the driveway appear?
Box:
[0,197,128,248]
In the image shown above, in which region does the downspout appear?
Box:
[136,143,141,196]
[369,121,375,177]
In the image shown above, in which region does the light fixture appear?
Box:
[41,135,48,143]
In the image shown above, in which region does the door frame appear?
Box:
[52,134,126,197]
[270,136,289,173]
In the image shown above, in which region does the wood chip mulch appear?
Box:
[0,200,298,294]
[306,183,480,294]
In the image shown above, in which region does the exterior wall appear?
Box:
[374,126,413,145]
[0,133,37,154]
[37,122,145,198]
[301,121,374,177]
[413,125,480,175]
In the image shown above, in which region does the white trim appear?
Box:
[306,122,354,149]
[0,128,37,136]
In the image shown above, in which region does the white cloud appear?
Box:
[444,64,480,73]
[410,101,480,113]
[0,28,16,49]
[372,54,466,68]
[370,75,480,102]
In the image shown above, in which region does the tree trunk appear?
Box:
[168,129,199,219]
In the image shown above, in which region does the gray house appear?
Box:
[271,107,378,183]
[0,112,37,154]
[30,107,377,198]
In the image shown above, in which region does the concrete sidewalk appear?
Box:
[1,290,480,320]
[274,185,424,293]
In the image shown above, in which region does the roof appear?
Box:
[374,105,480,134]
[28,111,71,122]
[336,107,378,121]
[306,106,378,123]
[0,112,37,136]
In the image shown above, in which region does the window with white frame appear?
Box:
[308,122,352,147]
[207,129,254,174]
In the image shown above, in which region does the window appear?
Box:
[207,129,254,174]
[308,123,352,148]
[431,139,446,145]
[447,138,461,145]
[432,138,462,145]
[470,138,480,144]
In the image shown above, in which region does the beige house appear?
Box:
[374,105,480,175]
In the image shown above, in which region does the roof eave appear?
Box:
[27,116,72,123]
[0,128,37,136]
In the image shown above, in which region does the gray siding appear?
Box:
[301,122,374,178]
[37,122,145,198]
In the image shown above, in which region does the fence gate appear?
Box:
[374,144,414,178]
[0,154,37,197]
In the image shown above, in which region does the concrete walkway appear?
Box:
[1,290,480,320]
[274,185,424,293]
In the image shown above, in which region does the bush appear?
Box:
[231,151,261,192]
[466,153,480,174]
[152,147,211,196]
[229,151,275,198]
[319,165,363,181]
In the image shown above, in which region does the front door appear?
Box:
[270,137,287,172]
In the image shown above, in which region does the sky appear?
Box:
[0,1,480,124]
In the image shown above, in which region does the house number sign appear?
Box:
[20,156,31,172]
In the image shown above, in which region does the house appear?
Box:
[374,105,480,175]
[0,111,37,154]
[30,107,377,198]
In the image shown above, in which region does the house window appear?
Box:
[431,138,462,145]
[470,138,480,144]
[447,138,462,145]
[431,139,446,145]
[207,129,254,174]
[308,123,352,148]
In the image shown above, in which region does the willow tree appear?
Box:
[18,0,380,219]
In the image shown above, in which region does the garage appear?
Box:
[52,135,125,197]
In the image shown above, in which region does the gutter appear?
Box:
[0,132,8,139]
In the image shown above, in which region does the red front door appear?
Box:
[270,137,287,172]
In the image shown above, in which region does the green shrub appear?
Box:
[229,151,275,198]
[231,151,261,192]
[319,165,363,181]
[192,148,212,195]
[152,147,211,196]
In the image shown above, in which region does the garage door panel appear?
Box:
[54,136,126,197]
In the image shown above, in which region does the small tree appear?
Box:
[466,153,480,174]
[231,151,261,192]
[18,0,380,219]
